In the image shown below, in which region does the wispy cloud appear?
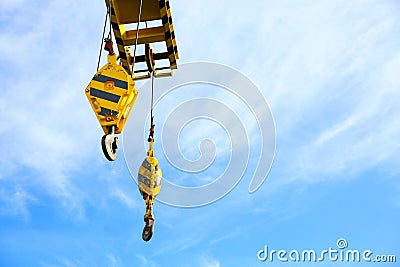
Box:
[244,1,400,184]
[210,232,237,245]
[168,0,400,189]
[0,0,106,212]
[106,254,119,267]
[135,254,156,267]
[199,256,220,267]
[55,257,81,267]
[110,187,139,210]
[314,116,356,146]
[0,187,36,220]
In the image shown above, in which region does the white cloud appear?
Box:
[314,116,356,146]
[0,187,36,219]
[0,0,106,211]
[135,254,156,267]
[0,0,28,16]
[172,2,400,196]
[106,254,119,267]
[210,232,237,245]
[242,1,400,183]
[199,256,220,267]
[111,187,139,210]
[170,0,400,189]
[55,257,81,267]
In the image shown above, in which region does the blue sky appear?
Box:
[1,0,399,266]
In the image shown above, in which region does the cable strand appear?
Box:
[108,0,112,39]
[96,9,109,71]
[131,0,144,76]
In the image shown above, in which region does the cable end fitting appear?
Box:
[104,38,114,55]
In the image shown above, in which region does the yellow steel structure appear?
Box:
[107,0,179,79]
[85,53,138,135]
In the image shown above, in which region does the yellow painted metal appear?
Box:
[84,53,138,134]
[138,140,162,197]
[106,0,179,78]
[138,157,162,197]
[112,0,161,24]
[123,26,166,46]
[138,156,162,197]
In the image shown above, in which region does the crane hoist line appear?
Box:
[84,0,179,241]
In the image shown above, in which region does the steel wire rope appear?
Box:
[96,8,109,71]
[131,0,144,76]
[149,71,155,136]
[96,0,113,71]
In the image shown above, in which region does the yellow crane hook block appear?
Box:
[138,149,162,241]
[138,155,162,197]
[84,52,138,135]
